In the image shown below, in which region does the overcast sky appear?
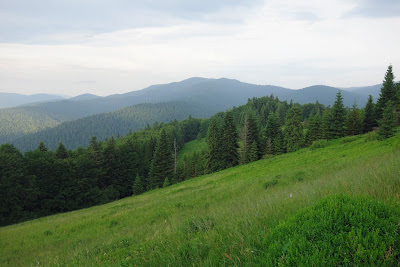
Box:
[1,0,399,96]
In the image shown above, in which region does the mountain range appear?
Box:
[0,77,384,151]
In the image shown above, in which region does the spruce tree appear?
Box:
[329,91,347,139]
[149,129,173,189]
[376,65,396,121]
[240,109,260,164]
[132,173,145,195]
[55,142,68,159]
[163,177,170,188]
[346,102,363,136]
[273,130,285,155]
[221,111,239,168]
[284,107,304,152]
[377,101,397,140]
[320,109,331,140]
[363,95,376,133]
[206,117,223,172]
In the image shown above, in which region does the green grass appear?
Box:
[1,131,400,266]
[177,138,207,162]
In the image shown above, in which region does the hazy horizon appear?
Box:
[1,0,399,96]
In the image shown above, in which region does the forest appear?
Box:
[0,65,399,227]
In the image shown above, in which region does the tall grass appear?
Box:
[1,132,399,266]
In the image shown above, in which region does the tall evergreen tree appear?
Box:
[284,107,304,152]
[376,65,396,121]
[206,117,223,172]
[329,91,347,139]
[132,173,145,195]
[148,129,173,189]
[320,108,331,140]
[221,111,239,168]
[55,142,68,159]
[346,102,363,136]
[377,101,397,140]
[363,95,376,133]
[240,109,260,164]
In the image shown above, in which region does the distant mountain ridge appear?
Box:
[0,92,65,108]
[0,77,384,150]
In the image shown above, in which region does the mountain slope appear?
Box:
[0,93,64,108]
[1,131,399,266]
[0,78,373,146]
[11,101,214,151]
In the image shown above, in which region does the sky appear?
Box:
[1,0,399,96]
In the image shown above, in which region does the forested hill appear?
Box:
[0,78,379,148]
[0,92,64,108]
[11,101,214,151]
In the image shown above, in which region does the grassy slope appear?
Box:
[1,132,400,266]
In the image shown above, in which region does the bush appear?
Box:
[259,195,400,266]
[309,139,329,150]
[341,135,360,144]
[364,131,378,142]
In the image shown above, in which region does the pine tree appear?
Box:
[132,173,145,195]
[346,102,363,136]
[320,109,331,140]
[163,177,170,188]
[273,130,285,155]
[363,95,376,133]
[377,101,397,140]
[221,111,239,168]
[248,141,258,162]
[240,110,260,164]
[55,142,68,159]
[206,117,223,172]
[376,65,396,121]
[38,141,47,152]
[329,91,347,139]
[148,129,173,189]
[284,107,304,152]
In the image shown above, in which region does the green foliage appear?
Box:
[149,129,174,189]
[346,102,363,136]
[163,177,170,188]
[10,101,212,152]
[206,117,223,172]
[1,130,400,266]
[132,174,145,195]
[309,139,329,150]
[182,216,216,234]
[284,107,304,152]
[376,65,397,121]
[363,95,376,133]
[260,194,400,266]
[330,91,347,139]
[221,111,239,168]
[240,109,261,163]
[378,101,397,140]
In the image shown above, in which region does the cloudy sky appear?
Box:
[1,0,399,96]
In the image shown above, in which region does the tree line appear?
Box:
[1,65,399,226]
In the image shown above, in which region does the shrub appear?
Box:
[310,139,329,150]
[259,195,400,266]
[341,135,360,144]
[364,131,378,142]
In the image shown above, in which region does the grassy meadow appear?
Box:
[1,131,400,266]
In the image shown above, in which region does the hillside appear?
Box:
[11,101,214,151]
[0,93,64,108]
[1,131,399,266]
[0,78,373,148]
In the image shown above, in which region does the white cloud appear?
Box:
[0,0,399,95]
